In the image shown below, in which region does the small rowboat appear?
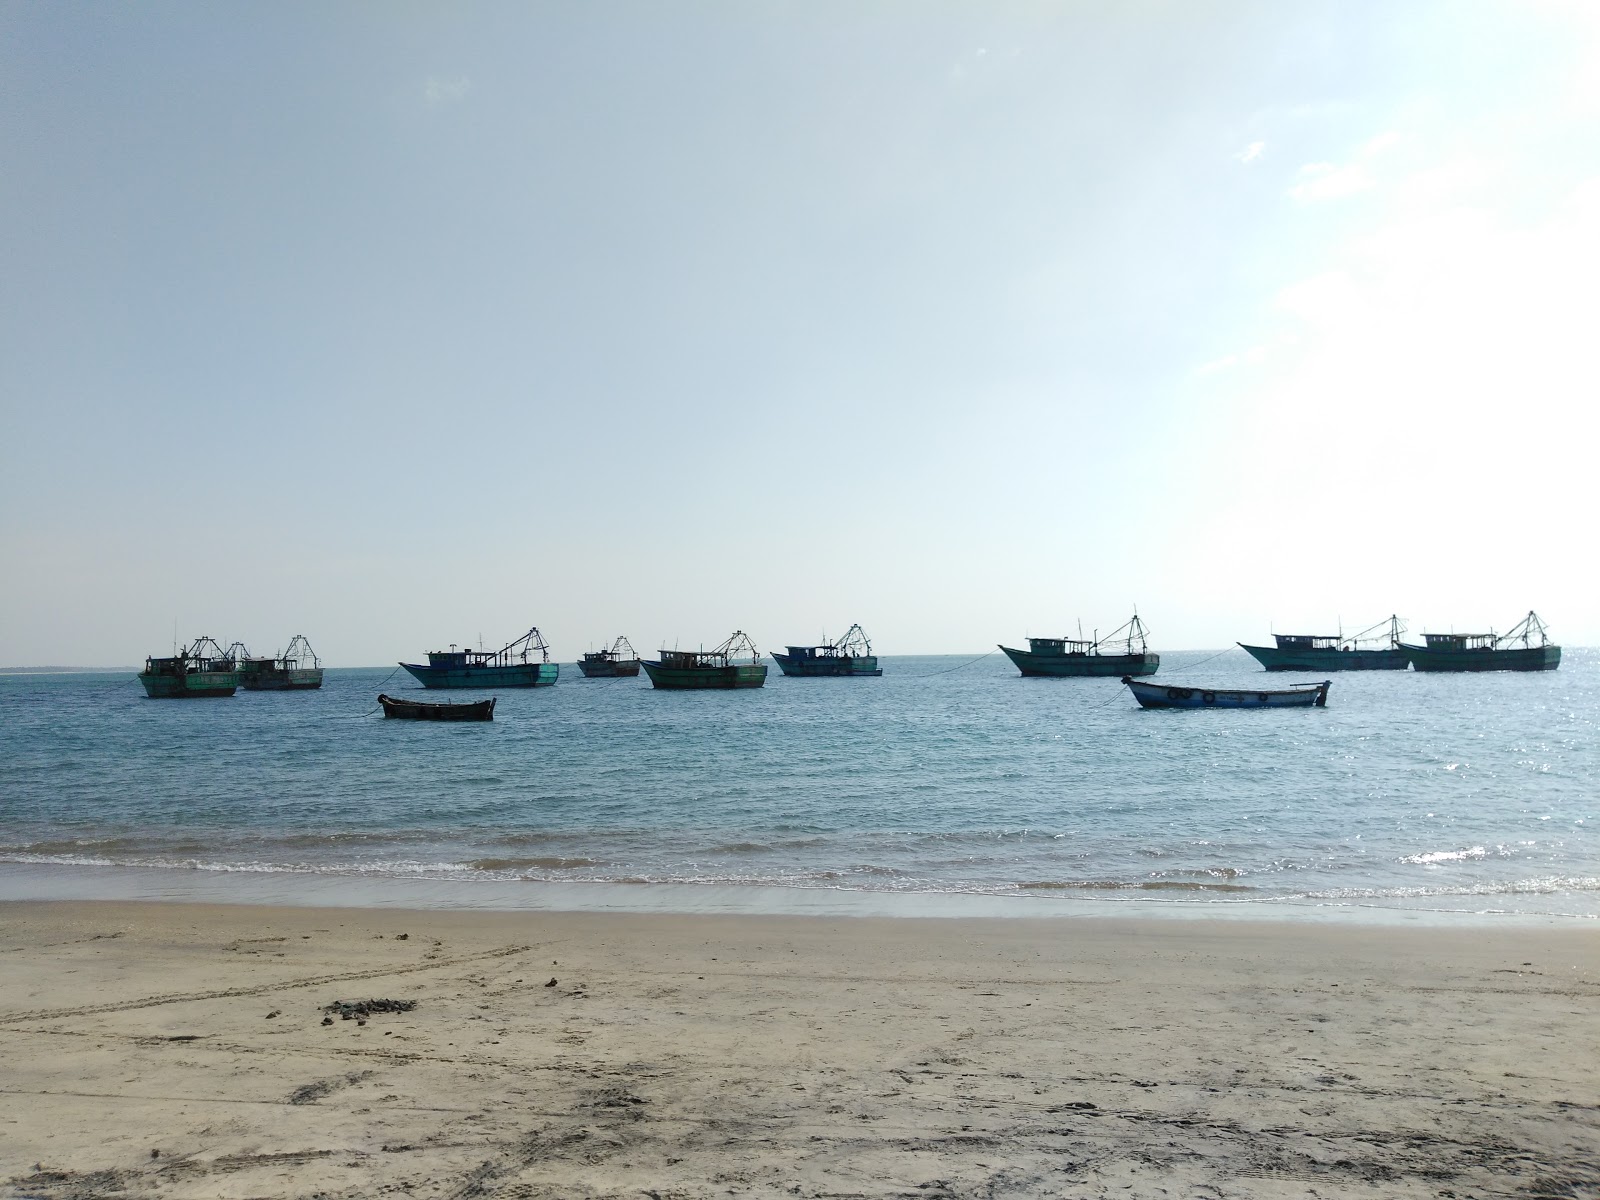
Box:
[1121,676,1329,709]
[377,693,495,721]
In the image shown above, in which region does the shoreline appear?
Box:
[1,899,1595,1198]
[0,860,1590,927]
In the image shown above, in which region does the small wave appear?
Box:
[1019,879,1257,894]
[1400,847,1489,865]
[470,857,602,871]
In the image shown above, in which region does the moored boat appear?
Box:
[1000,615,1158,677]
[400,627,559,689]
[577,636,642,678]
[137,637,239,698]
[1400,611,1561,673]
[1238,615,1409,672]
[238,634,325,690]
[771,623,882,677]
[378,693,495,721]
[642,631,768,690]
[1122,676,1330,709]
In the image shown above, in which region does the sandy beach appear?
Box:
[0,902,1594,1199]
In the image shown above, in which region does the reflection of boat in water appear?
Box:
[1238,615,1408,672]
[238,634,324,690]
[577,636,641,678]
[771,624,882,677]
[641,631,768,690]
[138,637,240,698]
[378,693,495,721]
[1400,611,1561,673]
[1123,676,1330,709]
[1000,615,1158,677]
[400,628,559,689]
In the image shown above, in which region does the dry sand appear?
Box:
[0,900,1595,1199]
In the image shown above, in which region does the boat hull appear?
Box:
[138,672,238,698]
[771,654,882,677]
[1237,644,1408,672]
[378,693,495,720]
[1124,677,1329,709]
[1399,644,1561,672]
[640,661,768,689]
[576,659,642,678]
[240,668,324,690]
[399,662,558,689]
[1001,645,1159,678]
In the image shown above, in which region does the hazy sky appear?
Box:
[3,2,1596,665]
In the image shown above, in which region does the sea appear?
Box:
[1,650,1595,925]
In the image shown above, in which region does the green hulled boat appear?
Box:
[642,631,768,689]
[577,636,642,678]
[1400,611,1561,672]
[137,636,239,698]
[1000,615,1158,677]
[1238,615,1409,672]
[771,623,882,677]
[238,634,324,690]
[400,627,559,689]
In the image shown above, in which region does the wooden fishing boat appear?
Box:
[1239,615,1408,672]
[641,631,768,690]
[238,634,325,690]
[400,627,559,689]
[137,637,239,698]
[577,636,642,678]
[1122,676,1330,709]
[1399,611,1561,672]
[771,624,882,677]
[1001,615,1158,678]
[378,693,495,720]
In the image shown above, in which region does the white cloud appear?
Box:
[1194,344,1267,375]
[1236,141,1265,164]
[1287,161,1373,202]
[424,77,471,105]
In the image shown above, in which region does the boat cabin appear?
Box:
[426,649,473,669]
[1027,637,1094,658]
[783,644,847,660]
[658,649,726,669]
[1422,633,1497,652]
[1273,634,1344,650]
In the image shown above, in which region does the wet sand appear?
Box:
[1,901,1595,1199]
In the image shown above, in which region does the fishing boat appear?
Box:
[137,637,240,698]
[238,634,325,690]
[1238,615,1408,672]
[1000,615,1158,678]
[1122,676,1330,709]
[400,627,559,689]
[378,693,495,721]
[1399,611,1561,673]
[641,631,768,690]
[577,636,642,678]
[771,624,882,677]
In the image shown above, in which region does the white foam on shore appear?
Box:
[0,861,1588,927]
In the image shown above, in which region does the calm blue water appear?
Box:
[1,651,1595,922]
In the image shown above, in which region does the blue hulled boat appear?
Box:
[772,624,882,677]
[400,627,558,689]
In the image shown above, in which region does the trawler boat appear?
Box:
[1238,615,1408,672]
[1400,611,1561,672]
[1000,615,1158,677]
[400,627,559,688]
[137,637,239,698]
[577,636,642,678]
[642,631,768,689]
[771,624,882,676]
[238,634,325,690]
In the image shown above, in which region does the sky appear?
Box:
[2,1,1596,665]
